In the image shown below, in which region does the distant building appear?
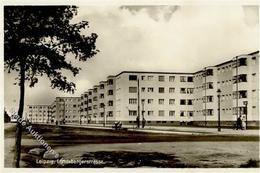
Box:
[51,97,81,125]
[27,105,51,123]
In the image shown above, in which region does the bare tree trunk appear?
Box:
[12,59,25,168]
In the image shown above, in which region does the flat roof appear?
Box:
[27,104,50,106]
[107,75,115,78]
[248,50,259,55]
[116,71,194,77]
[56,96,80,99]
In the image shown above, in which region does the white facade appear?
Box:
[115,72,194,125]
[27,105,51,123]
[27,51,259,127]
[193,51,259,126]
[51,97,81,124]
[80,76,116,124]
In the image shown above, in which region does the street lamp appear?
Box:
[141,99,145,128]
[102,103,106,127]
[243,101,248,130]
[217,89,221,132]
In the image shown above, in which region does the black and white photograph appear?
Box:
[2,0,260,171]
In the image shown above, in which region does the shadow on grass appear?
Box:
[240,159,259,168]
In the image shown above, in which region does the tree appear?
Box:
[4,6,98,167]
[4,109,11,123]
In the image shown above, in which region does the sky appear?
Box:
[4,5,259,114]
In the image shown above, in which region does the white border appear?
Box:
[1,0,259,173]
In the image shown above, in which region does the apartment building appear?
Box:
[51,97,81,125]
[27,105,51,123]
[193,51,259,126]
[27,51,259,127]
[115,71,194,126]
[80,76,116,125]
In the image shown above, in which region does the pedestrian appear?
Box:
[136,116,140,128]
[236,116,242,130]
[142,117,146,128]
[241,118,246,130]
[113,121,118,130]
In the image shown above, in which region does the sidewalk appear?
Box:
[49,123,259,136]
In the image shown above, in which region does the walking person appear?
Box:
[136,116,140,128]
[142,117,146,128]
[236,116,242,130]
[241,117,246,130]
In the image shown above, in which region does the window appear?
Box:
[88,99,92,103]
[93,88,98,93]
[238,58,247,66]
[148,99,153,104]
[233,91,247,99]
[169,87,175,93]
[108,111,113,117]
[148,111,154,116]
[147,76,153,81]
[180,99,186,105]
[100,94,104,99]
[169,111,175,116]
[203,109,214,116]
[108,90,113,95]
[169,76,175,82]
[100,84,105,89]
[100,103,105,108]
[169,99,175,105]
[206,82,213,89]
[108,101,113,106]
[129,75,137,81]
[187,76,193,82]
[187,88,194,94]
[148,87,154,92]
[180,76,186,82]
[129,110,137,116]
[187,99,193,105]
[206,69,213,76]
[158,76,165,82]
[208,109,214,116]
[84,94,88,98]
[180,88,186,94]
[141,76,145,80]
[233,107,247,115]
[108,79,113,85]
[93,97,97,101]
[159,87,165,93]
[159,110,164,116]
[141,87,145,92]
[129,87,137,93]
[129,98,137,104]
[233,74,247,83]
[188,111,193,117]
[180,111,185,117]
[206,96,214,102]
[88,91,92,95]
[159,99,164,105]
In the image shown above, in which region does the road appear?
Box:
[4,123,260,168]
